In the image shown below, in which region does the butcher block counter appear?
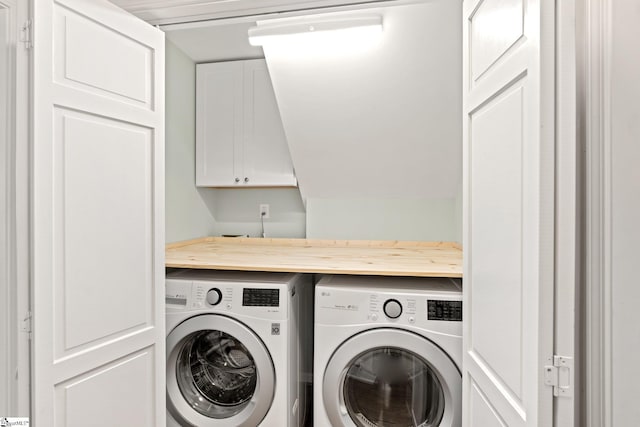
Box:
[165,237,462,278]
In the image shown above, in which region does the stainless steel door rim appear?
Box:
[323,328,462,427]
[167,314,275,427]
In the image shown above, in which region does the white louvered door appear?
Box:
[462,0,556,426]
[31,0,165,425]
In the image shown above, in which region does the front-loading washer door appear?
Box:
[166,314,275,427]
[323,328,461,427]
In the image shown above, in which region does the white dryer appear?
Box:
[165,270,313,427]
[314,275,462,427]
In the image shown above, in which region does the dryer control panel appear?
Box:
[316,276,462,337]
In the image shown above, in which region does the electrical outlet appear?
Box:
[259,204,270,219]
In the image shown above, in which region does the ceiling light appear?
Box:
[248,15,383,47]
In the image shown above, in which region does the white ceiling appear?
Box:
[158,0,400,63]
[110,0,390,26]
[164,20,263,63]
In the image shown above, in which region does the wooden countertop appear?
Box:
[166,237,462,278]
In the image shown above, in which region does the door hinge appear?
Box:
[21,310,32,336]
[544,355,573,397]
[20,20,32,50]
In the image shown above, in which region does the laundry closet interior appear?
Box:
[156,0,466,425]
[12,0,569,425]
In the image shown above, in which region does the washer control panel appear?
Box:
[383,299,403,319]
[165,279,233,310]
[165,271,295,321]
[206,288,223,306]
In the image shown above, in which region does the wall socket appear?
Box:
[259,204,270,219]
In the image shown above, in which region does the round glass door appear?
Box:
[343,347,445,427]
[166,314,275,427]
[323,328,461,427]
[176,330,258,418]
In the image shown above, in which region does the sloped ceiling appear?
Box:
[164,21,263,63]
[260,0,462,201]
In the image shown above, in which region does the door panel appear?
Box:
[54,109,153,356]
[469,382,507,427]
[470,0,525,82]
[55,349,155,427]
[469,82,524,402]
[32,0,165,424]
[53,6,153,106]
[462,0,555,426]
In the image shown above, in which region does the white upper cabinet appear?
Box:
[196,59,296,187]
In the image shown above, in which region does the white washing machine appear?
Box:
[165,269,313,427]
[314,275,462,427]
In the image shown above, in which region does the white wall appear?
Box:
[306,198,457,241]
[0,6,10,415]
[164,21,263,63]
[1,0,28,415]
[609,1,640,424]
[262,0,462,203]
[165,40,218,243]
[212,188,305,238]
[587,0,640,423]
[261,0,462,241]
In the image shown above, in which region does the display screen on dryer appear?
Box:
[242,288,280,307]
[428,300,462,321]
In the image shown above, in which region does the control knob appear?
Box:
[206,288,223,306]
[383,299,403,319]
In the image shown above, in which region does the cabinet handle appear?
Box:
[244,177,249,183]
[235,177,240,183]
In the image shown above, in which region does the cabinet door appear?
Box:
[462,0,556,426]
[242,59,297,186]
[31,0,165,425]
[196,61,243,186]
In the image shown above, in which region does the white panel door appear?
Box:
[31,0,165,425]
[462,0,555,426]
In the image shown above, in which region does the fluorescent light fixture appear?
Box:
[248,15,383,47]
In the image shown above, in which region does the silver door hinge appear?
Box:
[21,310,32,335]
[20,20,32,49]
[544,355,573,397]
